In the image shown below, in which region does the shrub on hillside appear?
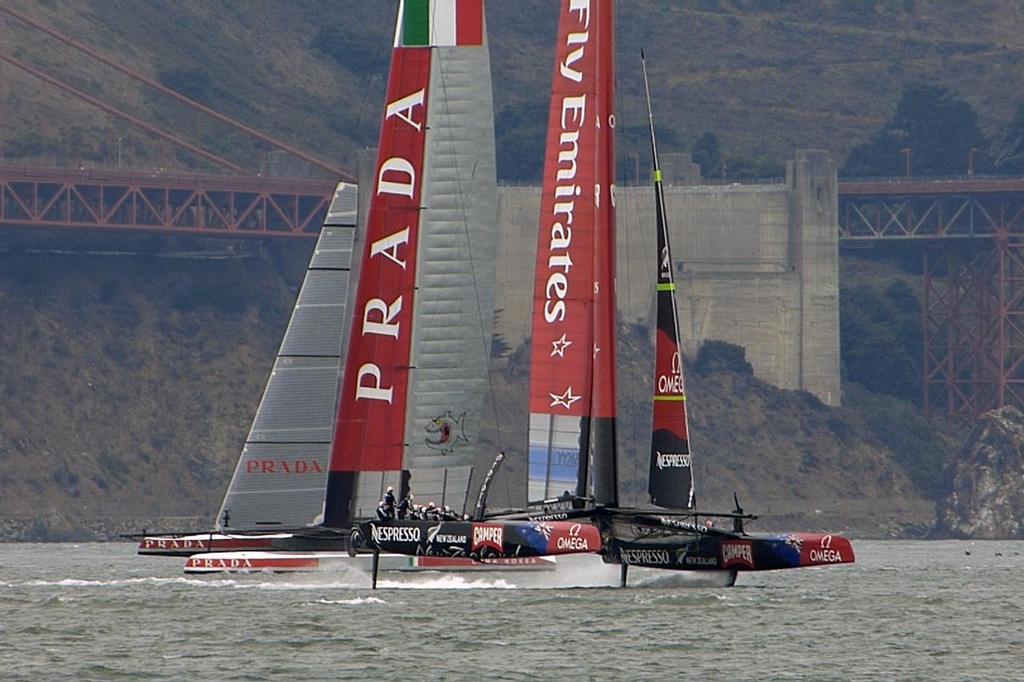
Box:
[693,340,754,377]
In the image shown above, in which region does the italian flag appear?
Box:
[398,0,484,47]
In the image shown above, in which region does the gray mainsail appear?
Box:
[216,183,357,530]
[402,40,498,511]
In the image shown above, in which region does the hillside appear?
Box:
[0,236,953,540]
[3,1,1024,179]
[0,234,301,539]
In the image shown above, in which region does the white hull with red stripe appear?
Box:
[182,550,556,574]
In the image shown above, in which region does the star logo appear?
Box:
[549,387,581,410]
[551,333,572,357]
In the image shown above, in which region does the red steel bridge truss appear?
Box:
[840,178,1024,428]
[0,166,336,240]
[5,170,1024,427]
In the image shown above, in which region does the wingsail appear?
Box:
[324,0,497,528]
[641,55,695,511]
[527,0,618,506]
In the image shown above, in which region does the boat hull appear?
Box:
[606,531,855,572]
[137,531,350,557]
[355,519,601,559]
[182,551,557,574]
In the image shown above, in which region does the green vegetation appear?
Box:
[5,2,1024,181]
[840,279,922,404]
[842,85,987,177]
[693,340,753,377]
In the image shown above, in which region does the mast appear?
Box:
[324,0,495,527]
[641,52,696,510]
[527,0,618,506]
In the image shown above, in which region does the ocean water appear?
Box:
[0,541,1020,681]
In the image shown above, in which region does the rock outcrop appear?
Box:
[933,406,1024,539]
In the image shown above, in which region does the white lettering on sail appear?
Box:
[363,296,403,338]
[656,452,692,469]
[377,157,416,198]
[355,363,393,403]
[384,88,425,131]
[569,0,591,27]
[556,131,580,181]
[559,1,591,81]
[544,95,587,324]
[370,228,410,269]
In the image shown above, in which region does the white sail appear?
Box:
[216,183,357,530]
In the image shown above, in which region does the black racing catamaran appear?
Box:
[579,49,856,587]
[368,0,854,588]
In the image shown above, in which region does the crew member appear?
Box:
[398,493,414,520]
[383,486,396,515]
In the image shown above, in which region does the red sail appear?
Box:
[527,0,617,504]
[326,48,431,495]
[528,0,602,419]
[528,1,617,418]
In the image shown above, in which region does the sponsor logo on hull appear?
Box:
[141,538,208,551]
[721,540,755,569]
[801,534,853,565]
[370,524,422,544]
[619,548,671,566]
[472,524,504,553]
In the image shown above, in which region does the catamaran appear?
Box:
[137,0,603,576]
[363,0,854,588]
[140,0,853,586]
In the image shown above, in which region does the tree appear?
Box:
[842,85,987,178]
[992,99,1024,175]
[691,132,722,179]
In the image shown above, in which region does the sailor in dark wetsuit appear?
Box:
[375,501,391,522]
[397,493,414,520]
[383,486,397,516]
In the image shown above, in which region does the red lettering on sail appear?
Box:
[245,460,324,475]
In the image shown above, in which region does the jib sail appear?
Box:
[324,0,497,527]
[527,0,617,505]
[641,54,695,510]
[216,182,358,530]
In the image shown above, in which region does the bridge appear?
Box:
[0,165,336,240]
[3,4,1022,429]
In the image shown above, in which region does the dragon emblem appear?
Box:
[425,410,469,454]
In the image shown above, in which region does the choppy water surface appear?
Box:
[0,541,1021,680]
